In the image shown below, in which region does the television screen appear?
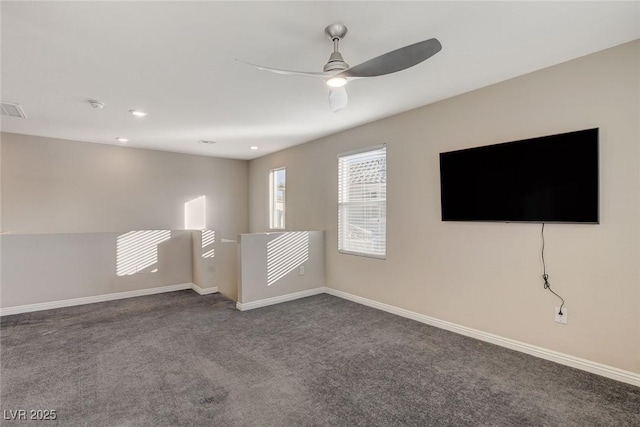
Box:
[439,128,599,223]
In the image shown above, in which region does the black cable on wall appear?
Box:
[541,223,565,315]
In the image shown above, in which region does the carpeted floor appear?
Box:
[1,291,638,426]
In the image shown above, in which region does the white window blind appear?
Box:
[338,145,386,258]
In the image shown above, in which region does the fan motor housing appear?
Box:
[323,52,349,72]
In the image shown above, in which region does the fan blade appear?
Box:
[237,60,329,79]
[329,87,348,112]
[338,38,442,78]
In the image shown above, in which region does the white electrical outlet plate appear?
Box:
[299,266,305,275]
[555,307,568,324]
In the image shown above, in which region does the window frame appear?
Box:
[269,167,286,230]
[337,145,387,259]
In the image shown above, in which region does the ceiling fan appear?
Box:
[241,23,442,112]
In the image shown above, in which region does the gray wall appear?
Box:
[248,41,640,373]
[1,231,193,307]
[0,134,249,305]
[237,231,325,306]
[191,229,239,300]
[1,133,248,234]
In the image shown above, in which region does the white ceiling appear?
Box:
[1,1,639,160]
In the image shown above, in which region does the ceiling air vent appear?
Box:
[1,102,27,118]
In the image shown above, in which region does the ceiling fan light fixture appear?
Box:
[327,77,347,88]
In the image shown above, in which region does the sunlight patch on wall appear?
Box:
[266,232,309,286]
[202,229,215,258]
[185,196,206,230]
[116,230,171,276]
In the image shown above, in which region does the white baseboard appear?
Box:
[325,288,640,388]
[3,282,637,387]
[191,284,219,295]
[236,287,326,312]
[0,282,218,316]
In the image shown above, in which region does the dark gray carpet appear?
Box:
[1,292,638,426]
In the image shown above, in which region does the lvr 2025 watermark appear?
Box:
[3,409,57,420]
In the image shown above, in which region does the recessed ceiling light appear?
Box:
[199,140,216,144]
[116,137,129,143]
[250,146,259,150]
[129,109,148,117]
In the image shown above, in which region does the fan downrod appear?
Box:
[323,24,349,72]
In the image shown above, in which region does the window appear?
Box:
[338,145,386,258]
[269,167,286,229]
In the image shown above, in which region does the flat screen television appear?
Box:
[439,128,599,223]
